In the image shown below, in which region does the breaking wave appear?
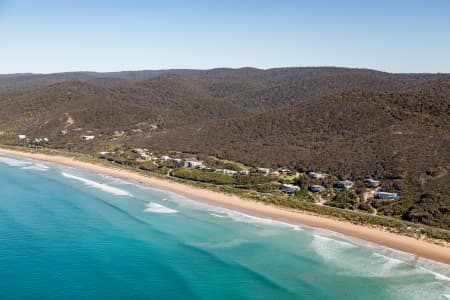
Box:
[144,202,178,214]
[61,172,133,197]
[21,164,49,171]
[0,155,49,171]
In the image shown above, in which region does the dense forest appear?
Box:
[0,67,449,229]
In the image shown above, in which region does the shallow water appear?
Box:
[0,154,449,299]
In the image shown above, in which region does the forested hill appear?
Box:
[0,67,449,229]
[147,78,449,175]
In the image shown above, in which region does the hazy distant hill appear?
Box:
[0,67,449,228]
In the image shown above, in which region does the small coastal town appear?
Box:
[11,133,400,216]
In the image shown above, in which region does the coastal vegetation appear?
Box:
[0,67,449,242]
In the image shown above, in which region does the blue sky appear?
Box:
[1,0,449,74]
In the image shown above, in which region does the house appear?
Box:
[185,160,204,169]
[140,154,151,160]
[256,168,270,175]
[160,155,171,161]
[216,169,237,175]
[375,192,398,200]
[309,185,326,193]
[277,168,292,175]
[132,148,146,155]
[239,170,250,176]
[364,178,380,187]
[308,172,327,179]
[18,135,27,140]
[82,135,95,141]
[335,180,355,189]
[60,129,68,135]
[280,184,300,195]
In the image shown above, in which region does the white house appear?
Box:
[82,135,95,141]
[308,172,327,179]
[277,168,292,175]
[364,178,380,187]
[256,168,270,175]
[309,185,326,193]
[216,169,237,175]
[18,135,27,140]
[375,192,398,200]
[132,148,145,155]
[280,184,300,195]
[185,160,204,169]
[335,180,355,189]
[239,170,250,176]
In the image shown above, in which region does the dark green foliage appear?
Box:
[358,202,375,213]
[325,190,359,209]
[235,175,273,185]
[292,190,316,203]
[254,183,280,193]
[171,168,237,185]
[1,68,450,232]
[403,192,450,229]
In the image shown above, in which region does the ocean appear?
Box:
[0,154,449,299]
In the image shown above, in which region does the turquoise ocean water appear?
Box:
[0,154,449,300]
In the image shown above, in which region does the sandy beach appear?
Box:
[1,147,449,265]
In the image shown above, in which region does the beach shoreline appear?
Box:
[1,147,449,265]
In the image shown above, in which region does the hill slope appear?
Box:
[0,67,449,229]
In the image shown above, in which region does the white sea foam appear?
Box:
[61,172,133,197]
[144,202,178,214]
[0,155,50,171]
[419,267,450,282]
[21,164,49,171]
[94,174,450,281]
[372,252,404,270]
[222,210,304,231]
[163,193,304,230]
[0,156,32,167]
[311,234,358,260]
[191,238,245,249]
[126,182,305,231]
[210,213,225,218]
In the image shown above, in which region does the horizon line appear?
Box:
[1,65,449,76]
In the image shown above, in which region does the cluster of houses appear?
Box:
[156,154,294,178]
[158,155,205,169]
[98,148,399,202]
[216,169,251,176]
[17,135,50,148]
[279,171,398,200]
[132,148,152,161]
